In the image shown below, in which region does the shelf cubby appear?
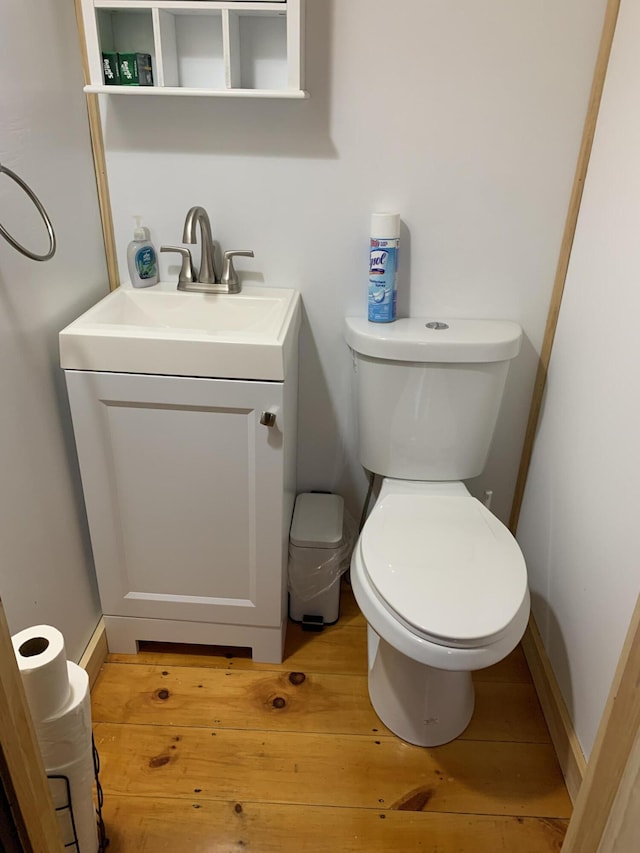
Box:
[80,0,306,98]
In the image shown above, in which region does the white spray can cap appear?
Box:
[370,212,400,239]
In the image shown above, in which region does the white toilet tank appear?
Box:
[344,317,522,481]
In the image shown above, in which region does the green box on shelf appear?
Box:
[118,53,154,87]
[102,52,120,85]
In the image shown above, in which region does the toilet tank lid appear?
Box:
[290,493,344,548]
[344,317,522,363]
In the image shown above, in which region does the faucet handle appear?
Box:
[160,245,197,291]
[220,250,255,293]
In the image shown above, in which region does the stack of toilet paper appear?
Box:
[12,625,98,853]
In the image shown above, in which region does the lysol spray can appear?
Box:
[368,213,400,323]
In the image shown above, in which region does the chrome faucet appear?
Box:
[182,205,217,285]
[161,206,254,294]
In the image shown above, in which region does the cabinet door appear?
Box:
[65,371,285,627]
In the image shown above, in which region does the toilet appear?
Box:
[344,316,530,747]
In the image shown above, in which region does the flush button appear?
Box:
[425,321,449,330]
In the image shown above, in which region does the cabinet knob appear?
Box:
[260,411,277,428]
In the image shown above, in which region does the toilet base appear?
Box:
[368,627,475,747]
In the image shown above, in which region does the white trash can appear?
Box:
[288,493,345,628]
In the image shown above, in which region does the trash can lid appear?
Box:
[290,493,344,548]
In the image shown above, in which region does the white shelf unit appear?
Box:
[81,0,306,98]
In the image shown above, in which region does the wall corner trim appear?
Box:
[78,617,108,689]
[509,0,621,535]
[521,616,586,804]
[563,594,640,851]
[72,0,120,292]
[0,598,65,851]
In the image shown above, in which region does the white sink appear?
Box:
[60,283,301,380]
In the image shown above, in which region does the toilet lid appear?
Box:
[361,494,527,646]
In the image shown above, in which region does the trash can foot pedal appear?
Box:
[301,614,325,632]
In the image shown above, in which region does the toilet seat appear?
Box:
[360,492,528,649]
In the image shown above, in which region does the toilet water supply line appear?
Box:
[348,470,377,586]
[359,471,377,533]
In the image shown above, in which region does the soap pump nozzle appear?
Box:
[133,215,149,241]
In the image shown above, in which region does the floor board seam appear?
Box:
[91,720,397,738]
[90,718,553,745]
[97,789,573,820]
[104,791,573,820]
[91,717,553,743]
[101,664,535,687]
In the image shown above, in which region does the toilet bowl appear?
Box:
[351,479,529,746]
[344,316,529,747]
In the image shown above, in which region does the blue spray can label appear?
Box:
[368,236,399,322]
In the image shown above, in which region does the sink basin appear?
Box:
[60,283,301,380]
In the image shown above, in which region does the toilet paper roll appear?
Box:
[35,662,92,769]
[12,625,71,724]
[48,750,98,853]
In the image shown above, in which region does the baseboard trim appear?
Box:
[78,617,108,689]
[521,615,586,803]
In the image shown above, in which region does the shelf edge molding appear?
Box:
[84,84,308,98]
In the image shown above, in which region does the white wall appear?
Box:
[101,0,608,523]
[0,0,617,674]
[0,1,108,659]
[517,0,640,758]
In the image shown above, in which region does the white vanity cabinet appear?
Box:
[65,369,297,662]
[79,0,306,98]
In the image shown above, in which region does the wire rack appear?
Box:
[47,735,108,852]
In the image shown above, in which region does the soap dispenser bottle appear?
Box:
[127,216,158,288]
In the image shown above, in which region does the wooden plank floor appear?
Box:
[92,585,571,851]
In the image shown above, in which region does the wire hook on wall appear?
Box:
[0,162,57,262]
